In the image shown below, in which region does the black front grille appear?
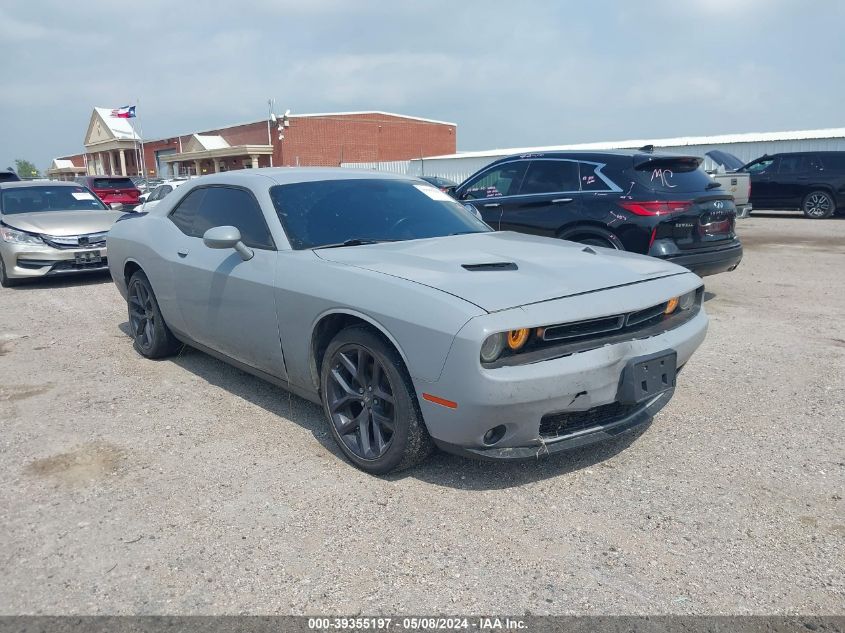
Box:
[539,402,641,440]
[49,258,108,272]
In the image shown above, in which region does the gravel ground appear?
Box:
[1,213,843,615]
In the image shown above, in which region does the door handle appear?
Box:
[797,176,808,180]
[551,198,574,204]
[177,250,188,258]
[483,202,501,208]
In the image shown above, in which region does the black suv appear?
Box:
[740,151,845,219]
[0,170,20,183]
[451,150,742,277]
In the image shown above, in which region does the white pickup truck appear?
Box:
[703,150,752,218]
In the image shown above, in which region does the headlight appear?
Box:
[665,289,698,314]
[0,226,43,245]
[480,332,506,363]
[678,289,697,310]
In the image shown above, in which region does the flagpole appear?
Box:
[135,98,147,180]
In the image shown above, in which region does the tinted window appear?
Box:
[579,162,614,191]
[461,162,527,200]
[270,179,491,250]
[634,158,715,193]
[519,160,579,194]
[0,172,20,182]
[169,186,274,249]
[0,186,108,214]
[92,178,136,189]
[819,153,845,171]
[777,155,805,174]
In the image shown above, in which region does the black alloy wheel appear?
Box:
[803,191,835,219]
[126,271,179,358]
[326,344,396,460]
[320,326,434,474]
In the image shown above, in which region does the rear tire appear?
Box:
[127,271,180,358]
[0,257,21,288]
[320,325,434,475]
[802,190,835,219]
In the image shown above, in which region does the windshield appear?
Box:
[270,179,491,249]
[0,186,109,214]
[633,157,715,193]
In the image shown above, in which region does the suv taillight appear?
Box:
[618,201,693,216]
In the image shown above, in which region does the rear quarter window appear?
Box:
[633,158,714,193]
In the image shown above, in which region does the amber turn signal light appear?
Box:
[507,328,530,350]
[665,297,679,314]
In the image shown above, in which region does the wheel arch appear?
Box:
[557,221,623,245]
[123,258,143,286]
[309,309,411,392]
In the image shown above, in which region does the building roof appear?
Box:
[92,107,140,141]
[422,127,845,161]
[191,134,230,150]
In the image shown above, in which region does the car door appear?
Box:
[166,185,286,378]
[498,159,582,236]
[770,154,809,207]
[454,161,528,228]
[745,157,778,207]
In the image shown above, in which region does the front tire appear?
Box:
[802,190,835,219]
[127,271,180,358]
[320,326,434,474]
[0,256,21,287]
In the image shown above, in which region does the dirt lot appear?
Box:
[1,213,843,615]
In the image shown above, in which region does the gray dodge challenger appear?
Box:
[107,168,708,474]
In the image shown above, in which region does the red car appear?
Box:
[74,176,141,209]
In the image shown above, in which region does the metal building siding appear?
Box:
[340,129,845,183]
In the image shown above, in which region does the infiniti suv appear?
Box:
[452,150,743,277]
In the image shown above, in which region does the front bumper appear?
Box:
[0,242,109,279]
[413,276,708,461]
[434,388,673,460]
[662,242,743,277]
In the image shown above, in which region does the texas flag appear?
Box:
[110,105,136,119]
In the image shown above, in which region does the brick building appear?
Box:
[55,108,457,179]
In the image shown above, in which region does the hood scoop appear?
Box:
[461,262,518,272]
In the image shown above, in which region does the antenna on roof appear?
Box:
[639,144,655,153]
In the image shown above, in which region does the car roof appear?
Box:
[0,180,83,190]
[484,149,700,165]
[176,167,413,188]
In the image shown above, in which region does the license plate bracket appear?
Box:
[75,250,102,265]
[617,350,677,404]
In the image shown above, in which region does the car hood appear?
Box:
[314,231,689,312]
[1,210,123,236]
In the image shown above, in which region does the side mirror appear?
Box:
[203,225,254,261]
[110,202,124,211]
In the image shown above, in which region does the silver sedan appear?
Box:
[0,181,123,286]
[106,168,708,474]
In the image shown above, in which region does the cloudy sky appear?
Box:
[1,0,843,171]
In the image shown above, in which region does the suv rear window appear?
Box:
[92,178,136,189]
[633,157,714,193]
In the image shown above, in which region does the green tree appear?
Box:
[14,159,39,178]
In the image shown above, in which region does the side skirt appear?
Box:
[170,331,322,406]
